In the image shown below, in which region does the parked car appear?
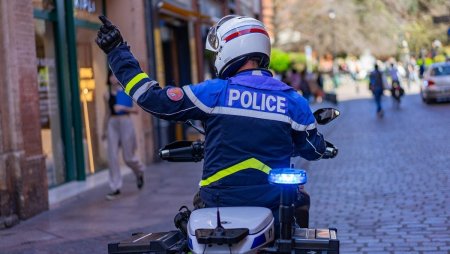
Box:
[421,62,450,104]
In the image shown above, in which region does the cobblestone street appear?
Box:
[0,82,449,253]
[308,81,450,253]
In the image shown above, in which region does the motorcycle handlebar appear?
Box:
[159,141,204,162]
[159,146,192,159]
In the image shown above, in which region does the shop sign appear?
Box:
[74,0,96,13]
[79,67,95,102]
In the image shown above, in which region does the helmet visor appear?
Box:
[206,15,240,52]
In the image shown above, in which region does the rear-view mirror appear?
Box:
[313,108,340,125]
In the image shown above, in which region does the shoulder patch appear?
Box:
[166,87,184,101]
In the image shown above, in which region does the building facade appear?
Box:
[0,0,262,227]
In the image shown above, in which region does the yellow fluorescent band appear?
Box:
[199,158,271,187]
[125,73,149,94]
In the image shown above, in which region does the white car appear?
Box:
[421,62,450,104]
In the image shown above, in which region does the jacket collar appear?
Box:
[234,69,273,77]
[229,69,293,91]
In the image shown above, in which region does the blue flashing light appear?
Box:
[188,237,193,250]
[251,233,267,249]
[268,168,307,185]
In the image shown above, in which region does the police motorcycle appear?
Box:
[108,108,340,254]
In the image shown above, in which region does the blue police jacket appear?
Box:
[108,44,326,211]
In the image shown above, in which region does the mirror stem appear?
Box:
[185,120,205,135]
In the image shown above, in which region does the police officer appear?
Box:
[96,15,326,228]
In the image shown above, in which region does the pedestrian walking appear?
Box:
[388,63,401,85]
[369,64,385,117]
[419,58,425,79]
[299,69,311,102]
[288,68,301,91]
[102,71,145,200]
[314,70,324,103]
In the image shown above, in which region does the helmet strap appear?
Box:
[219,56,249,79]
[219,53,269,79]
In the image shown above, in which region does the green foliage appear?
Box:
[281,0,450,57]
[269,48,291,73]
[443,46,450,56]
[289,52,307,71]
[289,52,307,64]
[405,20,447,56]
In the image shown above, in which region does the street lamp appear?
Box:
[328,9,338,89]
[328,9,336,20]
[328,9,336,57]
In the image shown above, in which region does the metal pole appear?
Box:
[279,186,295,240]
[64,0,86,180]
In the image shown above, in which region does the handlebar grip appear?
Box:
[321,140,338,159]
[322,146,338,159]
[159,146,194,160]
[159,141,204,162]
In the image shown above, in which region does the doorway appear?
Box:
[160,17,192,142]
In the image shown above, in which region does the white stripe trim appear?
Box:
[292,121,316,131]
[252,70,263,76]
[133,233,152,243]
[182,86,214,113]
[212,107,290,123]
[141,105,198,116]
[305,129,324,158]
[132,81,158,101]
[182,85,317,131]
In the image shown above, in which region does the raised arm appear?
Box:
[96,15,208,121]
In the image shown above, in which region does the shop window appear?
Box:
[35,19,65,187]
[76,27,108,175]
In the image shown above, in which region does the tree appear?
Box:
[271,0,450,57]
[269,48,291,73]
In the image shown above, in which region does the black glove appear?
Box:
[96,15,123,54]
[322,141,338,159]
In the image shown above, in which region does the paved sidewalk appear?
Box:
[0,161,204,253]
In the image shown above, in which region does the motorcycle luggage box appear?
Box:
[292,228,339,254]
[108,230,185,254]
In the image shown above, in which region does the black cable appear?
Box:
[202,244,207,254]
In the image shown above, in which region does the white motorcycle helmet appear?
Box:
[206,15,271,79]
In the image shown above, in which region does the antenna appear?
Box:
[212,194,225,236]
[185,120,205,135]
[215,194,224,229]
[216,206,224,229]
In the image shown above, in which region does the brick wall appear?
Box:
[0,0,48,227]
